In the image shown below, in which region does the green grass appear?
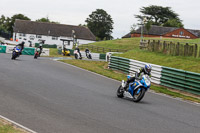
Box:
[0,120,25,133]
[84,37,200,73]
[59,60,200,103]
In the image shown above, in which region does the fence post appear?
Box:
[184,43,189,56]
[194,44,198,58]
[176,42,180,56]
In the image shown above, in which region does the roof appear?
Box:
[13,19,96,41]
[187,29,200,38]
[134,25,179,35]
[127,25,200,38]
[122,33,131,38]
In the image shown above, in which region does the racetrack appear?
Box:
[0,53,200,133]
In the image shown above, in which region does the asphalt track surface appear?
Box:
[0,53,200,133]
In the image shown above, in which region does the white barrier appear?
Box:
[41,48,50,56]
[129,59,162,84]
[6,45,15,54]
[80,51,100,60]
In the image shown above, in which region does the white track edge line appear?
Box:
[0,115,37,133]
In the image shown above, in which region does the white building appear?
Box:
[13,19,96,49]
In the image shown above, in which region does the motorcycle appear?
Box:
[117,74,151,102]
[34,48,41,59]
[11,46,22,60]
[62,49,70,56]
[74,50,82,59]
[86,51,92,59]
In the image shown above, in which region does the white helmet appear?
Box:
[144,64,152,73]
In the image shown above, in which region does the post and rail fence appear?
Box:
[140,39,200,58]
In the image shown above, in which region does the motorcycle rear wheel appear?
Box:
[75,54,78,59]
[132,88,145,102]
[34,53,38,59]
[117,85,124,98]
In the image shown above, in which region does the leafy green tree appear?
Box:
[135,5,183,27]
[163,19,184,28]
[0,15,10,32]
[36,17,50,22]
[85,9,114,40]
[8,14,30,33]
[145,21,152,34]
[36,17,60,24]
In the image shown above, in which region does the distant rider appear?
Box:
[17,41,25,54]
[38,44,43,56]
[123,64,152,90]
[75,46,82,58]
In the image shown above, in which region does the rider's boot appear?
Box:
[122,81,128,91]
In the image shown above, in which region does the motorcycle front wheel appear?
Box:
[132,88,146,102]
[11,52,16,60]
[117,85,124,98]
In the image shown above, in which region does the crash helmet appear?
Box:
[144,64,152,73]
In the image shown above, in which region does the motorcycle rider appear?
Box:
[17,41,25,54]
[85,48,90,57]
[75,46,82,58]
[123,64,152,90]
[38,43,43,56]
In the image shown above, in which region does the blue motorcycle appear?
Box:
[11,46,22,60]
[117,74,151,102]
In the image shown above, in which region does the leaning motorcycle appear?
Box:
[11,46,22,60]
[86,51,92,59]
[34,48,41,59]
[117,74,151,102]
[74,50,82,59]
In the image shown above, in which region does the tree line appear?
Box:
[0,5,183,40]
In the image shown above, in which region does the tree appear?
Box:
[85,9,114,40]
[0,15,11,32]
[36,17,50,23]
[36,17,60,24]
[8,14,30,34]
[135,5,183,27]
[130,24,137,34]
[163,19,184,28]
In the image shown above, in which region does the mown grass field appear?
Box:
[60,60,200,103]
[83,37,200,73]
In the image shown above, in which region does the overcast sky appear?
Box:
[0,0,200,39]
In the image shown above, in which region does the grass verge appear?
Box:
[0,118,26,133]
[59,59,200,103]
[83,37,200,73]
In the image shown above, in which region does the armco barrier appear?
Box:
[161,67,200,95]
[6,45,15,53]
[109,56,130,74]
[35,43,57,48]
[108,56,200,95]
[129,59,162,85]
[22,47,35,55]
[0,45,6,53]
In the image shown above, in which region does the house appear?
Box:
[122,25,200,39]
[13,19,96,49]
